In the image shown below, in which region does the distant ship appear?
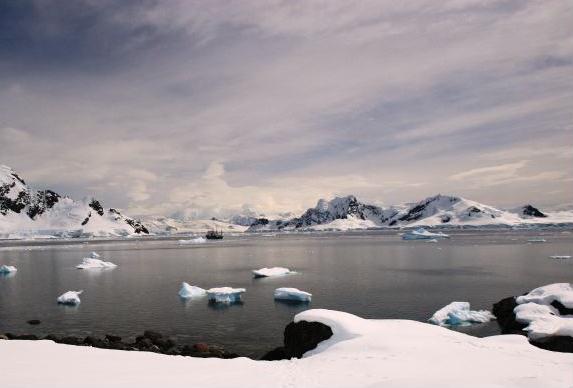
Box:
[205,229,224,240]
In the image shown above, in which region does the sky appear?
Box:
[1,0,572,219]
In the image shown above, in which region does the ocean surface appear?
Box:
[1,229,572,357]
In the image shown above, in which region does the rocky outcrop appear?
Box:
[1,330,239,358]
[261,320,333,360]
[492,295,573,353]
[519,204,547,218]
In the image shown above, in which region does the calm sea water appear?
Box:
[1,230,572,357]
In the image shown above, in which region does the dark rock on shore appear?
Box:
[2,330,240,359]
[493,295,573,353]
[261,320,333,360]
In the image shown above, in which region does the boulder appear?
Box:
[261,320,333,360]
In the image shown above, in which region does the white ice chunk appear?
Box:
[252,267,292,278]
[206,287,245,303]
[57,290,83,306]
[274,287,312,302]
[429,301,494,326]
[513,283,573,340]
[76,257,117,269]
[0,264,17,274]
[178,282,207,298]
[402,228,450,240]
[549,255,571,259]
[527,238,546,243]
[178,237,207,244]
[89,252,100,258]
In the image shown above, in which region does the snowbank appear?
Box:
[0,264,17,274]
[402,228,450,240]
[207,287,245,303]
[57,290,83,306]
[178,282,207,298]
[252,267,292,278]
[274,287,312,302]
[76,252,117,269]
[1,309,572,387]
[515,283,573,340]
[429,301,494,326]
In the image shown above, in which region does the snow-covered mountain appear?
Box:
[139,215,248,235]
[0,165,148,239]
[247,194,573,231]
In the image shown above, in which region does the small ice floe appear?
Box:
[206,287,245,303]
[549,255,571,260]
[527,238,546,243]
[0,265,17,274]
[76,252,117,269]
[429,301,494,326]
[57,290,83,306]
[252,267,292,278]
[178,282,207,298]
[274,287,312,303]
[178,237,207,244]
[515,283,573,340]
[402,228,450,241]
[425,239,438,243]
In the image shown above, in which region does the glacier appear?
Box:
[274,287,312,302]
[178,282,207,299]
[429,301,495,326]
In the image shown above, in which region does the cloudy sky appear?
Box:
[1,0,572,218]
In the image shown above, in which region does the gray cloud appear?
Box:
[1,0,572,217]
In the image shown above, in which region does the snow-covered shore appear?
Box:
[1,309,572,388]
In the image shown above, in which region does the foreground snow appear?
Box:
[515,283,573,340]
[429,301,494,326]
[1,309,572,388]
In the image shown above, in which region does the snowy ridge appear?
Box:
[0,165,148,239]
[139,216,248,235]
[247,194,573,232]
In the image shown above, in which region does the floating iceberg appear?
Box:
[178,237,207,244]
[429,301,494,326]
[515,283,573,340]
[252,267,292,278]
[57,290,83,306]
[0,265,17,274]
[549,255,571,260]
[206,287,245,303]
[178,282,207,298]
[76,252,117,269]
[402,228,450,240]
[527,238,546,243]
[274,287,312,302]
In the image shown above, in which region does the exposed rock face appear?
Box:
[519,204,547,218]
[261,320,333,360]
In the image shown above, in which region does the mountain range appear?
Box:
[0,165,148,239]
[1,164,572,239]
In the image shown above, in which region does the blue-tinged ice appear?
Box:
[274,287,312,303]
[402,228,450,240]
[207,287,245,303]
[429,301,494,326]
